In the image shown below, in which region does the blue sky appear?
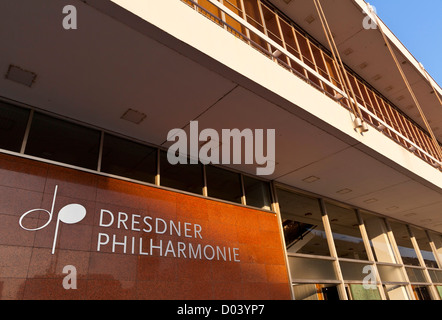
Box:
[367,0,442,85]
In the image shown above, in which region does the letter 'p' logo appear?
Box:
[19,185,86,254]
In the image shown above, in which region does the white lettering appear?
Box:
[132,214,141,231]
[143,216,153,233]
[99,210,114,227]
[156,218,167,234]
[97,232,109,251]
[117,212,129,230]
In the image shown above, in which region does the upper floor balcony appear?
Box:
[181,0,442,171]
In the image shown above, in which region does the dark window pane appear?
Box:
[325,202,368,261]
[243,175,271,210]
[277,188,330,257]
[159,150,204,195]
[0,101,30,152]
[25,112,100,169]
[388,221,420,266]
[205,165,242,203]
[101,133,157,184]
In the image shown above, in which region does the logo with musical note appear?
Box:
[19,185,87,254]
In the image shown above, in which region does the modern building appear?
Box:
[0,0,442,300]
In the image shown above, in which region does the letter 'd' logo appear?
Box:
[19,185,86,254]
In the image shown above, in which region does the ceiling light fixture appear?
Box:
[305,15,315,24]
[5,64,37,87]
[121,108,147,124]
[336,188,352,195]
[343,48,354,56]
[302,176,320,183]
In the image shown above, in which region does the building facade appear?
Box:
[0,0,442,300]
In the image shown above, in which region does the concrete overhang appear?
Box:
[0,0,441,232]
[269,0,442,143]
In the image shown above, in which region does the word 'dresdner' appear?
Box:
[97,209,240,262]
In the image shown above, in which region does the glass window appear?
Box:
[325,202,368,260]
[406,267,427,283]
[377,265,407,283]
[159,150,204,195]
[288,256,337,281]
[101,133,157,184]
[0,101,30,152]
[361,212,398,264]
[437,286,442,299]
[205,165,242,204]
[412,286,432,300]
[410,226,438,268]
[387,221,420,266]
[428,269,442,284]
[293,283,340,301]
[383,284,410,300]
[242,0,268,50]
[25,112,100,170]
[277,188,330,256]
[429,231,442,268]
[197,0,223,26]
[348,284,381,300]
[243,175,271,210]
[340,261,372,282]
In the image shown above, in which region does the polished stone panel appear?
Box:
[0,153,291,300]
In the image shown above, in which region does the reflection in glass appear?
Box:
[377,265,407,283]
[243,175,272,210]
[325,202,368,260]
[388,221,420,266]
[361,212,397,264]
[383,285,410,300]
[101,133,157,184]
[340,261,371,282]
[428,269,442,284]
[159,150,204,195]
[429,232,442,268]
[0,101,30,152]
[26,112,101,170]
[406,267,427,283]
[288,256,337,281]
[277,188,330,256]
[412,286,432,300]
[348,284,381,300]
[410,226,438,268]
[437,286,442,299]
[293,284,340,301]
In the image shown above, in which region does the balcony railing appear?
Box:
[181,0,442,170]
